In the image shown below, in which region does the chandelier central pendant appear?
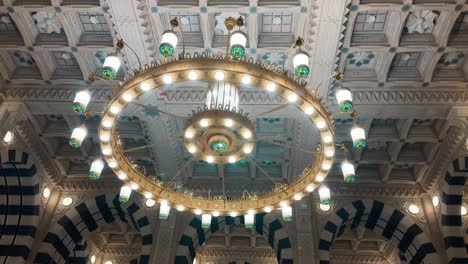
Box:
[69,15,367,225]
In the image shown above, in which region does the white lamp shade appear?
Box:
[103,55,121,72]
[161,30,178,48]
[335,88,352,104]
[341,159,355,182]
[89,159,104,180]
[319,186,331,205]
[69,127,87,148]
[351,125,367,149]
[244,212,255,228]
[3,131,14,144]
[159,203,170,220]
[293,51,309,68]
[202,214,212,228]
[282,206,293,221]
[119,186,132,203]
[72,90,91,113]
[230,31,247,47]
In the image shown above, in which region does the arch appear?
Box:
[34,193,153,264]
[175,212,294,264]
[0,148,41,263]
[319,199,438,264]
[441,157,468,263]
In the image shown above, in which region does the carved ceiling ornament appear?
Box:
[347,52,375,67]
[405,10,439,34]
[32,11,63,34]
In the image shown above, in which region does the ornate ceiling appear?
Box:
[0,0,468,263]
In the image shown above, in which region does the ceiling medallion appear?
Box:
[69,16,367,224]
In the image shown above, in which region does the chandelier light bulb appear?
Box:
[408,204,420,214]
[305,107,314,115]
[130,183,139,190]
[341,159,356,182]
[320,203,331,212]
[322,163,331,170]
[212,210,220,217]
[177,205,185,211]
[89,159,104,180]
[432,195,440,207]
[225,119,233,127]
[69,127,87,148]
[119,186,132,203]
[145,192,153,199]
[102,54,121,80]
[242,130,252,139]
[294,193,302,201]
[194,209,202,215]
[188,71,198,80]
[230,30,247,59]
[122,93,133,102]
[72,90,91,113]
[102,120,113,128]
[188,145,197,154]
[243,146,252,154]
[159,30,178,57]
[206,156,214,163]
[280,201,288,207]
[351,125,367,149]
[90,255,96,264]
[266,82,276,92]
[215,71,225,81]
[287,93,298,102]
[325,150,334,157]
[230,211,238,217]
[319,186,331,205]
[109,105,120,114]
[264,206,272,213]
[316,175,325,182]
[228,156,236,163]
[306,185,314,192]
[185,131,194,139]
[202,214,212,229]
[118,173,127,180]
[200,119,209,127]
[335,87,353,112]
[462,205,467,216]
[145,198,156,207]
[159,202,171,219]
[140,82,151,91]
[108,161,117,168]
[316,121,326,129]
[102,148,112,155]
[323,136,332,143]
[100,134,110,142]
[241,75,251,84]
[2,131,14,145]
[42,187,51,198]
[163,75,173,84]
[293,51,310,78]
[282,205,293,222]
[62,197,73,206]
[244,210,255,229]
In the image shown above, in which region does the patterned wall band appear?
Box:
[175,212,293,264]
[318,199,438,264]
[441,157,468,263]
[34,193,153,264]
[0,148,40,263]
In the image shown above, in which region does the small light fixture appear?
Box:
[200,119,209,127]
[243,146,252,154]
[287,93,298,102]
[104,261,113,264]
[108,161,117,168]
[122,93,133,102]
[335,87,353,112]
[230,30,247,59]
[282,206,293,221]
[109,106,120,114]
[215,71,225,81]
[325,150,334,157]
[102,120,113,128]
[241,75,251,84]
[102,54,121,80]
[119,186,132,202]
[69,127,87,148]
[408,204,420,214]
[316,121,326,129]
[319,186,331,205]
[306,185,314,192]
[188,71,198,80]
[202,214,212,228]
[230,211,238,217]
[316,175,325,182]
[159,30,178,57]
[294,193,302,201]
[159,201,171,219]
[102,148,112,155]
[280,201,288,207]
[130,183,139,190]
[42,187,51,198]
[432,195,440,207]
[323,136,332,143]
[293,51,310,78]
[145,199,156,207]
[320,203,330,212]
[212,211,220,217]
[244,210,254,229]
[242,130,252,139]
[89,159,104,180]
[225,119,233,127]
[188,145,197,154]
[264,206,272,213]
[194,209,202,215]
[462,205,467,216]
[100,134,110,142]
[321,163,331,170]
[341,159,356,183]
[266,82,276,92]
[3,131,14,145]
[62,197,73,206]
[90,255,96,264]
[118,173,127,180]
[185,131,194,139]
[206,156,214,163]
[145,192,153,199]
[163,75,173,84]
[351,125,367,149]
[228,156,236,163]
[304,107,314,115]
[140,82,151,91]
[177,205,185,211]
[72,90,91,113]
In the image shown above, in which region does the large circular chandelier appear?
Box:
[69,17,366,226]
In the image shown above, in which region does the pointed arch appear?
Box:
[0,148,41,263]
[34,193,153,264]
[175,212,294,264]
[441,157,468,263]
[319,199,438,264]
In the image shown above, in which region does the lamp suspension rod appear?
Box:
[256,138,318,155]
[88,74,118,90]
[171,17,185,58]
[162,157,194,192]
[248,158,280,185]
[116,39,142,71]
[132,101,187,120]
[252,104,289,118]
[282,36,304,73]
[315,71,345,93]
[123,137,182,153]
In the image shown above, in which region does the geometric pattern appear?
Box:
[319,199,438,264]
[441,157,468,264]
[34,193,153,264]
[0,148,40,263]
[175,212,293,264]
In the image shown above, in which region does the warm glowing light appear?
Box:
[110,106,120,114]
[69,127,87,148]
[266,82,276,92]
[320,204,330,211]
[122,93,133,102]
[288,93,298,102]
[188,145,197,154]
[316,175,325,182]
[294,194,302,201]
[228,156,236,163]
[145,192,153,199]
[177,205,185,211]
[145,199,156,207]
[317,121,326,129]
[245,211,254,229]
[200,119,209,127]
[43,187,51,198]
[130,183,139,190]
[119,186,132,202]
[202,214,212,228]
[211,211,219,217]
[322,163,331,170]
[215,71,225,81]
[206,156,214,163]
[325,150,334,157]
[264,207,272,213]
[225,119,233,127]
[159,202,170,219]
[305,107,314,115]
[229,30,247,58]
[282,206,293,221]
[280,201,288,207]
[102,148,112,155]
[102,120,113,128]
[62,197,73,206]
[72,90,91,113]
[118,173,127,180]
[323,136,332,143]
[408,204,420,214]
[341,159,356,182]
[3,131,14,144]
[188,71,198,80]
[100,134,110,142]
[432,195,440,207]
[163,75,173,84]
[90,255,96,264]
[241,75,251,84]
[102,54,120,80]
[108,161,117,168]
[89,159,104,180]
[105,261,112,264]
[319,186,331,205]
[243,130,252,139]
[140,82,151,91]
[306,185,314,192]
[185,131,194,139]
[335,87,353,113]
[194,209,202,215]
[230,211,238,217]
[159,30,178,57]
[293,51,310,78]
[243,146,252,154]
[351,125,367,149]
[462,206,467,216]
